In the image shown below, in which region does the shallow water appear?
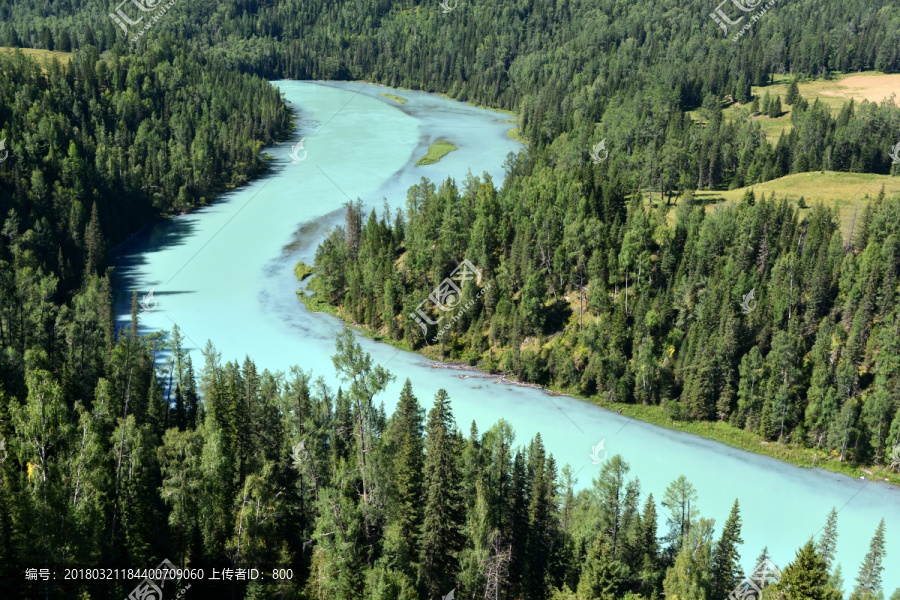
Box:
[114,80,900,593]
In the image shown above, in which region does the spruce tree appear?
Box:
[774,539,841,600]
[525,435,557,599]
[383,380,425,579]
[419,389,465,598]
[638,494,661,597]
[711,500,744,600]
[768,95,783,118]
[83,201,105,276]
[736,74,752,103]
[754,546,773,591]
[852,519,887,600]
[786,80,800,105]
[577,536,628,600]
[508,450,530,597]
[817,508,839,572]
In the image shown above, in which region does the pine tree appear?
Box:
[595,454,632,560]
[83,201,105,276]
[711,500,744,600]
[762,91,771,114]
[662,519,715,600]
[831,563,846,594]
[817,508,839,572]
[419,389,465,597]
[159,428,203,566]
[332,328,394,549]
[577,536,628,600]
[661,475,698,553]
[382,380,426,580]
[638,494,661,597]
[786,80,800,105]
[768,95,782,118]
[852,519,887,600]
[773,539,841,600]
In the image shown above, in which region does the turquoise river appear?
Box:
[114,80,900,593]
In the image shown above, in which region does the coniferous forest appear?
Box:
[1,0,899,596]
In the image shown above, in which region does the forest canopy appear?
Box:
[0,0,898,596]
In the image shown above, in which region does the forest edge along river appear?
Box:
[113,80,900,593]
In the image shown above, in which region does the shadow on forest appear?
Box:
[692,194,729,207]
[543,298,573,334]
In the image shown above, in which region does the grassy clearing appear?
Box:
[768,71,900,106]
[294,261,315,282]
[0,46,73,66]
[380,93,408,104]
[690,71,900,142]
[416,139,458,165]
[507,128,525,143]
[692,171,900,236]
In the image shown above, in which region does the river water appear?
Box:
[114,80,900,593]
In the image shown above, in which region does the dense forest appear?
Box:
[0,39,295,596]
[3,321,896,599]
[310,177,900,468]
[2,0,900,191]
[1,0,900,595]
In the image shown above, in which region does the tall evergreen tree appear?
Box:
[817,508,839,573]
[711,500,744,600]
[852,519,887,600]
[772,539,842,600]
[661,475,698,554]
[382,380,426,580]
[786,81,800,105]
[331,328,394,550]
[637,494,661,597]
[577,536,628,600]
[419,389,465,597]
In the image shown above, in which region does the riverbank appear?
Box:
[296,281,900,489]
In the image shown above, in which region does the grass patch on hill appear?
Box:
[416,139,458,165]
[0,46,73,67]
[692,171,900,236]
[690,71,900,142]
[380,93,408,104]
